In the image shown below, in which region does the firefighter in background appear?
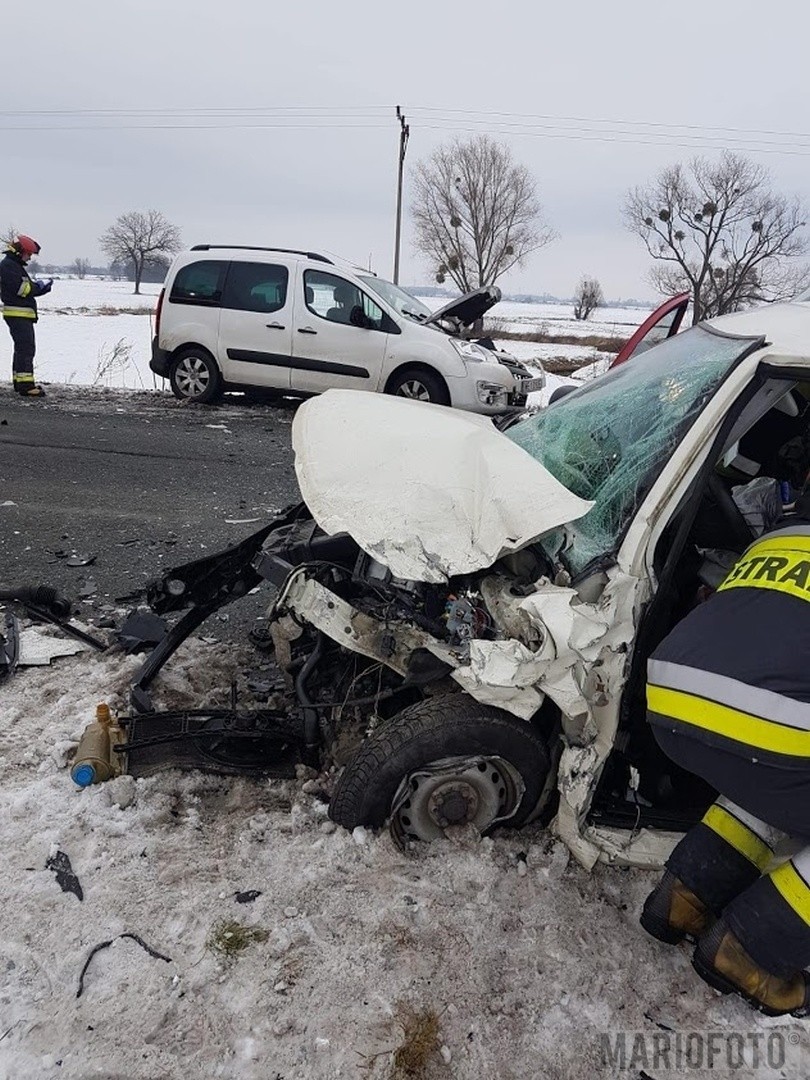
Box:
[0,234,52,397]
[642,515,810,1016]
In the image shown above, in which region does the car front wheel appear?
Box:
[329,696,550,842]
[386,367,450,406]
[169,348,222,404]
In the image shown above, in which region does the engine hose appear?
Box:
[295,632,325,761]
[0,584,72,619]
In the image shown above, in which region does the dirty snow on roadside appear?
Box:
[1,637,805,1079]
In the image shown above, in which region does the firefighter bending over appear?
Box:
[642,513,810,1016]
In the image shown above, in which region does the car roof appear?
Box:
[188,244,333,264]
[707,301,810,365]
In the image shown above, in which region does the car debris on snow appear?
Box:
[45,848,83,900]
[16,626,89,666]
[76,934,172,998]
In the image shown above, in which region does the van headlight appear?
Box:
[477,381,510,405]
[450,338,489,362]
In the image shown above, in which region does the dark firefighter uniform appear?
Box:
[1,245,51,393]
[643,521,810,1016]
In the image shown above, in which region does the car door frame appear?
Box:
[289,266,394,394]
[216,258,295,390]
[609,292,690,370]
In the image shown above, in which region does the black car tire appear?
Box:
[329,695,550,833]
[386,367,450,406]
[169,347,223,404]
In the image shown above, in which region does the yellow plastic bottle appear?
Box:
[71,703,117,788]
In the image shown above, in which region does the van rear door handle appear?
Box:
[297,326,317,335]
[266,322,285,330]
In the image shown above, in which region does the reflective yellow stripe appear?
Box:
[17,280,32,297]
[719,535,810,603]
[647,683,810,757]
[703,805,773,870]
[2,308,36,318]
[740,535,810,557]
[13,373,34,383]
[771,861,810,925]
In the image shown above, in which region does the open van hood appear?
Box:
[423,285,502,329]
[292,391,594,583]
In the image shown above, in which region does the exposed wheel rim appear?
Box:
[396,379,431,401]
[390,755,525,843]
[175,356,211,398]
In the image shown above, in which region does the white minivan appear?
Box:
[150,246,543,414]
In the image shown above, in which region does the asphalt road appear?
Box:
[0,386,302,641]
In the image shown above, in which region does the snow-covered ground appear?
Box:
[31,279,162,391]
[1,638,804,1080]
[1,281,804,1077]
[5,277,647,395]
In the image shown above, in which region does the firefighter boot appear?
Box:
[640,870,715,945]
[693,919,810,1017]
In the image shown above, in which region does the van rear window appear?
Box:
[170,261,228,305]
[222,262,289,314]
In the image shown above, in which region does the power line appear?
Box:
[2,105,810,158]
[1,103,809,142]
[406,105,810,142]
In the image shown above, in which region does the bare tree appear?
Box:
[72,257,91,279]
[99,210,182,294]
[573,276,604,320]
[625,152,809,324]
[411,135,555,292]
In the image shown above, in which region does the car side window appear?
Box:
[169,260,228,305]
[222,262,289,314]
[303,270,384,331]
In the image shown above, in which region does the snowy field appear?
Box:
[1,641,805,1080]
[7,277,650,397]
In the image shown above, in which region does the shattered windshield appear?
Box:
[359,276,432,322]
[507,325,762,575]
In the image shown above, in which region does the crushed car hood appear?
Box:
[423,285,502,329]
[292,390,594,583]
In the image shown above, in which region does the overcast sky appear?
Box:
[4,0,808,299]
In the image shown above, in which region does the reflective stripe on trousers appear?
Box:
[669,797,810,975]
[4,316,36,380]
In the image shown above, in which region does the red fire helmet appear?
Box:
[14,234,41,257]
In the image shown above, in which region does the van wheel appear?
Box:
[169,348,222,404]
[329,696,550,841]
[387,367,450,406]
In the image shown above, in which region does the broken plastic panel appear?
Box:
[507,325,762,574]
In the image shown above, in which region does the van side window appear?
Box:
[169,260,228,305]
[303,270,384,331]
[222,262,289,314]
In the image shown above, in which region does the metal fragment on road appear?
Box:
[66,554,96,567]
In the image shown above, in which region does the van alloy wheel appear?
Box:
[387,366,450,406]
[169,348,222,404]
[397,377,432,401]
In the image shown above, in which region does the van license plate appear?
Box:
[518,377,544,392]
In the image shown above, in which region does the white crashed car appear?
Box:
[138,297,810,868]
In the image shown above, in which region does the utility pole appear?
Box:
[393,105,409,284]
